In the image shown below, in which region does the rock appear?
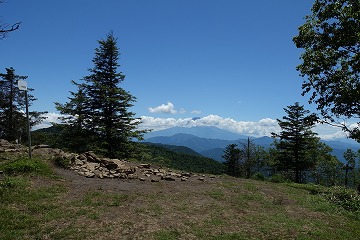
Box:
[198,177,205,181]
[127,174,138,180]
[151,179,160,182]
[83,162,99,172]
[84,172,95,178]
[139,163,151,168]
[171,172,182,178]
[182,172,192,177]
[74,158,84,166]
[181,177,187,182]
[139,178,146,181]
[33,144,50,149]
[84,151,100,162]
[162,176,176,181]
[78,154,87,161]
[5,149,18,153]
[0,139,11,146]
[104,162,118,170]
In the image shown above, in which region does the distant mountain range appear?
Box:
[145,126,248,140]
[144,126,360,163]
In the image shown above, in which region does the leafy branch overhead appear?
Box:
[293,0,360,141]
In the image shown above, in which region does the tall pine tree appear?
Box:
[272,102,318,183]
[56,32,146,158]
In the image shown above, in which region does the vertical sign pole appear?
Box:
[25,90,31,159]
[18,79,31,159]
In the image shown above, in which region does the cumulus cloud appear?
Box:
[148,102,178,114]
[191,110,201,114]
[33,112,351,140]
[313,122,348,140]
[32,112,63,130]
[139,114,351,139]
[139,114,281,137]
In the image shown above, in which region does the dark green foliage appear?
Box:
[293,0,360,141]
[145,143,203,157]
[314,154,344,186]
[272,102,319,183]
[137,143,225,175]
[269,174,287,183]
[343,148,357,187]
[239,138,267,178]
[251,172,266,181]
[222,139,267,178]
[0,67,46,143]
[52,155,70,169]
[222,144,241,177]
[55,32,147,158]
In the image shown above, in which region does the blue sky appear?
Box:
[0,0,352,139]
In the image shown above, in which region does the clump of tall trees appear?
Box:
[55,32,147,158]
[222,102,359,188]
[222,138,267,179]
[0,67,46,143]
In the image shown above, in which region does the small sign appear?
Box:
[18,80,27,91]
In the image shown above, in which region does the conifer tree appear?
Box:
[222,144,241,177]
[272,102,318,183]
[343,148,357,187]
[0,67,46,142]
[56,32,146,158]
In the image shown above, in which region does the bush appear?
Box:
[251,172,266,181]
[52,156,70,168]
[323,186,360,212]
[269,174,286,183]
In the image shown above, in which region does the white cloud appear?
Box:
[139,114,352,139]
[139,114,281,137]
[191,110,201,114]
[32,112,63,130]
[148,102,178,114]
[313,122,348,140]
[33,113,353,140]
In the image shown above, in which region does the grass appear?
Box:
[0,156,360,239]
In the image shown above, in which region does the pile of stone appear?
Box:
[69,151,208,182]
[0,139,25,153]
[0,139,214,182]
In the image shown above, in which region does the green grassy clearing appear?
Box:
[0,157,359,239]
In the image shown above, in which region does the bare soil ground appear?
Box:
[36,165,335,240]
[1,145,359,240]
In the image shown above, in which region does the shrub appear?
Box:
[323,186,360,212]
[269,174,286,183]
[52,156,70,168]
[251,172,266,181]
